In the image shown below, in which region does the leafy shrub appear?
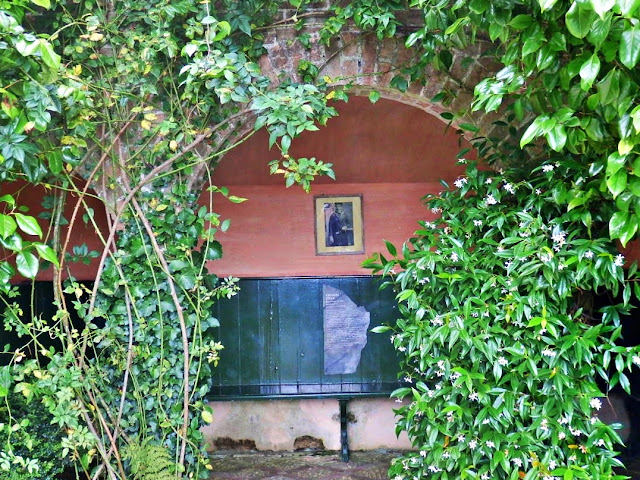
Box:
[366,161,640,480]
[0,392,71,480]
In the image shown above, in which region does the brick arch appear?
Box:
[258,8,505,140]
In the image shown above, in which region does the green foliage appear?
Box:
[0,392,71,479]
[124,438,175,480]
[366,161,639,479]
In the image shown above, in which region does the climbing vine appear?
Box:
[0,0,341,478]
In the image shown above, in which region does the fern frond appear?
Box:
[123,437,176,480]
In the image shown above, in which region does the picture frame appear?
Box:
[314,195,364,255]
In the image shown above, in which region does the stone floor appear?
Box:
[208,450,640,480]
[208,451,398,480]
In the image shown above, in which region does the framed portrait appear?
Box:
[314,195,364,255]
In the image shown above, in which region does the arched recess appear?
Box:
[207,95,472,278]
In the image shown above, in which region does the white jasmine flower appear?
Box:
[485,194,498,205]
[512,458,523,467]
[437,360,445,369]
[558,263,566,270]
[535,188,542,194]
[442,451,450,459]
[505,260,513,268]
[398,346,406,352]
[498,356,508,366]
[482,418,491,425]
[481,474,490,480]
[558,432,566,440]
[469,392,479,401]
[473,219,483,227]
[558,416,569,425]
[451,252,459,262]
[431,207,442,214]
[420,450,427,457]
[458,435,466,443]
[551,231,566,244]
[569,455,576,462]
[542,349,556,358]
[454,177,468,188]
[596,438,605,447]
[404,376,413,383]
[542,164,554,173]
[428,465,442,473]
[503,182,515,194]
[486,440,495,449]
[614,254,625,267]
[469,439,478,449]
[584,250,594,259]
[549,460,557,470]
[485,178,493,184]
[590,398,602,410]
[633,355,640,366]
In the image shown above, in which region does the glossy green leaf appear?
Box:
[565,2,598,39]
[0,214,17,239]
[15,213,42,238]
[34,243,59,266]
[607,169,628,198]
[16,251,39,278]
[0,366,10,397]
[579,54,600,91]
[589,0,615,18]
[619,25,640,69]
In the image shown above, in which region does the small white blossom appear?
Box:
[398,346,406,352]
[542,164,554,173]
[505,260,513,268]
[458,435,466,443]
[558,416,569,425]
[485,178,493,184]
[551,230,566,245]
[512,458,523,468]
[469,392,479,401]
[558,432,566,440]
[584,250,594,259]
[482,418,491,425]
[473,219,483,227]
[486,440,495,449]
[454,177,468,188]
[542,349,556,358]
[633,355,640,366]
[590,398,602,410]
[535,188,542,195]
[596,438,605,447]
[442,451,450,459]
[569,455,576,462]
[404,376,413,383]
[481,474,490,480]
[420,450,427,457]
[431,207,442,214]
[485,194,498,205]
[549,460,557,470]
[451,252,459,262]
[428,465,442,473]
[614,254,625,267]
[437,360,445,369]
[469,440,478,449]
[503,182,515,194]
[498,356,508,366]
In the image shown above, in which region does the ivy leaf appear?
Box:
[565,2,597,39]
[15,213,42,238]
[520,116,547,148]
[30,0,51,8]
[16,251,39,278]
[368,90,380,104]
[619,25,640,69]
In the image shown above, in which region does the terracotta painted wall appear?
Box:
[1,182,108,282]
[208,96,470,278]
[209,182,441,277]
